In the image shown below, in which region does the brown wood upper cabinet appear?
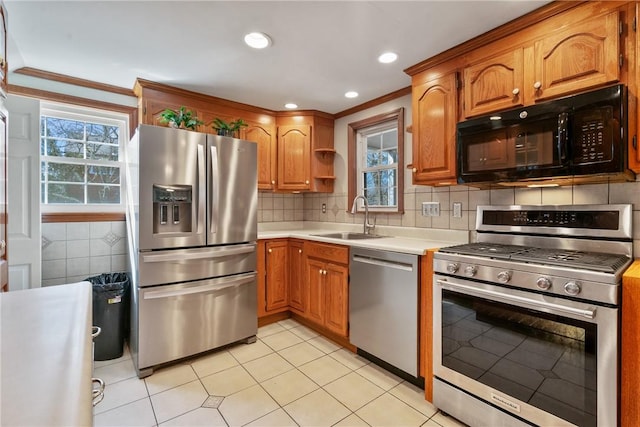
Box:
[411,72,458,186]
[463,10,621,118]
[464,48,525,118]
[276,113,335,193]
[243,122,277,191]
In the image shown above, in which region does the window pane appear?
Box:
[382,130,397,150]
[47,183,84,203]
[87,143,119,161]
[47,163,85,183]
[88,185,120,204]
[43,139,84,158]
[44,117,85,140]
[87,123,119,144]
[88,165,120,184]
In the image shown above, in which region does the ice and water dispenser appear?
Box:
[152,185,193,234]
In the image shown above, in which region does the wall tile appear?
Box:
[433,192,450,212]
[42,223,67,241]
[273,195,284,210]
[111,221,126,238]
[573,184,608,205]
[490,189,515,206]
[609,182,640,205]
[67,257,91,277]
[449,212,469,230]
[401,211,416,228]
[90,222,111,239]
[514,188,542,205]
[42,241,67,261]
[42,260,66,280]
[67,223,90,240]
[541,187,573,204]
[431,214,450,229]
[67,239,90,259]
[91,239,111,257]
[111,238,127,255]
[415,214,432,229]
[468,190,490,210]
[111,255,127,272]
[90,256,112,275]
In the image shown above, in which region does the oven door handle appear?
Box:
[436,279,596,319]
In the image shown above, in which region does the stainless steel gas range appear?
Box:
[432,204,632,427]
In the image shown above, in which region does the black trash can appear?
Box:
[86,273,130,361]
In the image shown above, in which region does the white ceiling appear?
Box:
[6,1,549,114]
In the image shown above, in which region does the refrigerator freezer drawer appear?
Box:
[137,272,257,370]
[138,244,256,287]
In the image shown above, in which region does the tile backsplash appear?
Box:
[39,181,640,285]
[41,221,128,286]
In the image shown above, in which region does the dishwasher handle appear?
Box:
[352,254,414,272]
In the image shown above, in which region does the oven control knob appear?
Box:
[564,281,581,296]
[536,277,552,290]
[464,265,477,277]
[497,271,511,283]
[446,263,459,273]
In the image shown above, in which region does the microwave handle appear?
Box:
[557,112,569,161]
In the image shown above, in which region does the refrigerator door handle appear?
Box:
[143,272,257,300]
[141,244,256,263]
[210,145,219,236]
[197,144,205,235]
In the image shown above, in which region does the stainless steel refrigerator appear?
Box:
[125,124,257,378]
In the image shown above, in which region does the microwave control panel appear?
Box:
[573,107,613,163]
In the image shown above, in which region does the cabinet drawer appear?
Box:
[304,241,348,265]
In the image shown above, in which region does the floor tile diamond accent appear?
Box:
[202,395,224,408]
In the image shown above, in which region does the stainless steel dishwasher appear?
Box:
[349,247,419,379]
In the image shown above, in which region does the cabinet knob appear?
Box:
[512,88,520,95]
[299,249,302,254]
[319,269,323,275]
[305,180,309,185]
[323,270,327,275]
[533,81,542,90]
[271,180,276,185]
[268,248,272,254]
[412,168,417,173]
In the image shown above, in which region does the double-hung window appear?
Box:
[348,108,404,213]
[40,103,128,211]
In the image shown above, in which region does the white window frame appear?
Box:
[40,102,129,213]
[356,122,399,213]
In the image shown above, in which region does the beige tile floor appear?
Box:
[93,318,467,427]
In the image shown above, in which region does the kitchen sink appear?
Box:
[312,232,386,240]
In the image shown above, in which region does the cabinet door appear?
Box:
[412,72,458,186]
[464,49,524,118]
[0,107,6,291]
[324,262,349,337]
[265,240,289,312]
[244,123,276,191]
[306,258,325,324]
[277,125,311,190]
[532,11,620,101]
[288,240,306,314]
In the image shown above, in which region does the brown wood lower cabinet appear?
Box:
[288,239,306,315]
[257,239,289,317]
[622,260,640,426]
[304,241,349,337]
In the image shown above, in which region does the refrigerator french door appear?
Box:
[126,124,258,377]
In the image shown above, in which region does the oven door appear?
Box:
[433,274,618,427]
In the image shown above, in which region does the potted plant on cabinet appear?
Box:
[212,118,248,137]
[159,107,204,130]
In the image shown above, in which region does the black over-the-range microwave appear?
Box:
[456,84,633,186]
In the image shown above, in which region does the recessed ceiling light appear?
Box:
[378,52,398,64]
[345,91,359,99]
[284,103,298,109]
[244,32,271,49]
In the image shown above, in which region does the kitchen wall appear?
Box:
[41,221,128,286]
[257,94,640,254]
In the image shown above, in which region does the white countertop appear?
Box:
[1,282,94,426]
[258,222,469,255]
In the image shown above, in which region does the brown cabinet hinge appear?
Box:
[143,106,146,114]
[633,135,637,150]
[619,20,623,35]
[619,54,624,68]
[633,17,637,32]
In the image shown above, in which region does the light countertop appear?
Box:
[1,282,93,426]
[258,222,469,255]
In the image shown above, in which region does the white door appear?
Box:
[7,94,41,290]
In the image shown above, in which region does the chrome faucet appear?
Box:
[351,195,376,234]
